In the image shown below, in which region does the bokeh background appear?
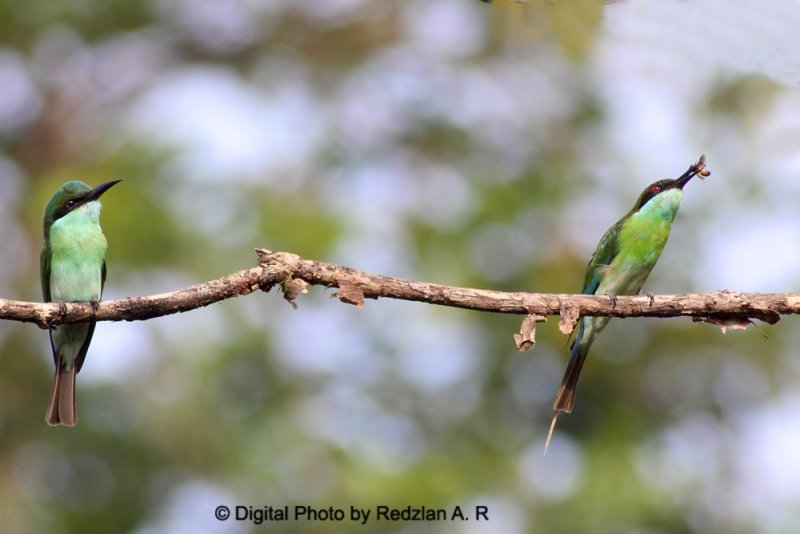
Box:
[2,0,800,532]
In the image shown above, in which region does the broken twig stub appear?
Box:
[515,314,547,351]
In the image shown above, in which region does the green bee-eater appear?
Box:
[546,156,708,450]
[41,180,120,426]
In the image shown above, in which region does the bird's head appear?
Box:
[43,180,121,236]
[632,155,709,212]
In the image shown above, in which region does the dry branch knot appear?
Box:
[256,248,309,307]
[514,314,546,351]
[693,315,755,334]
[558,300,580,335]
[334,281,366,308]
[281,278,309,309]
[256,248,301,276]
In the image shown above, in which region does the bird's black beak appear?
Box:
[673,154,708,190]
[86,180,122,202]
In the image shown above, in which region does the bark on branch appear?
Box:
[0,249,790,330]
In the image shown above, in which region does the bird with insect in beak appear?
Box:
[545,155,709,452]
[41,180,121,426]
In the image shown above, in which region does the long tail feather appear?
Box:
[544,412,559,455]
[545,319,596,454]
[553,324,593,414]
[45,367,77,426]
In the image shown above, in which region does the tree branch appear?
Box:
[0,249,791,330]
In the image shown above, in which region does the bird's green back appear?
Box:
[581,188,684,297]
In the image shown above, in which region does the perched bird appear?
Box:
[546,156,709,451]
[41,180,121,426]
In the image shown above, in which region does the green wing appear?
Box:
[74,260,104,374]
[40,244,51,302]
[581,218,623,295]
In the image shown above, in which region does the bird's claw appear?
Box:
[44,301,69,329]
[90,299,100,312]
[608,294,618,309]
[646,293,655,307]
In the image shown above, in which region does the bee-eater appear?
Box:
[41,180,120,426]
[546,156,708,450]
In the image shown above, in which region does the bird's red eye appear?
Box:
[650,185,661,193]
[65,199,77,209]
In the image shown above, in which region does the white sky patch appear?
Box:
[602,0,800,88]
[133,480,239,534]
[332,49,445,153]
[155,0,267,53]
[324,155,474,235]
[272,298,385,382]
[732,395,800,528]
[507,347,563,407]
[395,310,483,393]
[81,321,159,385]
[696,210,800,292]
[126,66,323,181]
[296,384,427,470]
[751,92,800,183]
[323,159,417,232]
[0,49,42,133]
[469,223,535,283]
[634,413,725,497]
[561,186,622,258]
[594,0,800,179]
[452,57,580,168]
[0,157,27,298]
[402,0,486,60]
[518,436,585,501]
[411,161,475,229]
[299,0,375,26]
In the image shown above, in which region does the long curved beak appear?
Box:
[86,180,122,202]
[673,154,707,190]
